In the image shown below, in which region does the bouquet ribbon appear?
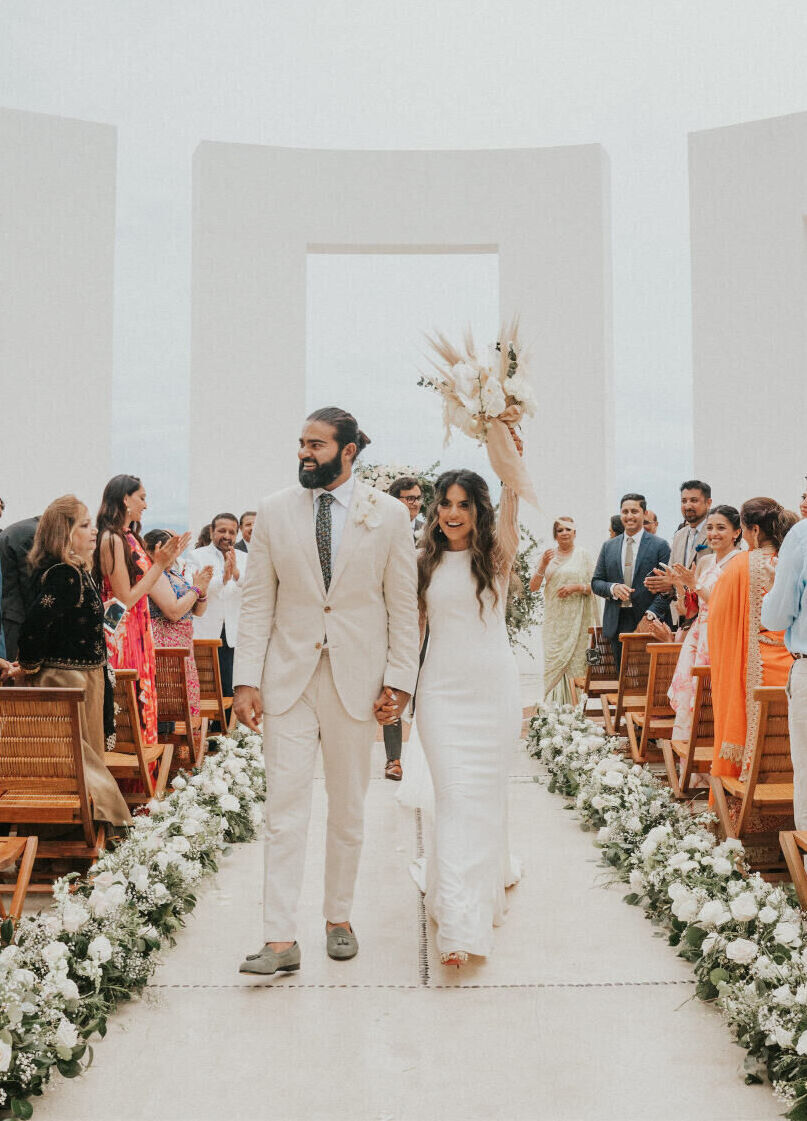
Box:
[487,419,539,508]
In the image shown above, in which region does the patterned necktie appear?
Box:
[685,527,697,566]
[316,493,335,590]
[622,535,635,606]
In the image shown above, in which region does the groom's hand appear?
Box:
[233,685,263,733]
[373,687,410,725]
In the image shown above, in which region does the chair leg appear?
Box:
[661,740,683,798]
[708,776,736,839]
[601,695,615,735]
[155,745,175,797]
[780,832,807,909]
[625,715,642,764]
[9,836,38,923]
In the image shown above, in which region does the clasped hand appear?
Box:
[612,583,633,603]
[373,686,410,726]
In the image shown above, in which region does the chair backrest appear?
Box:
[752,686,792,784]
[583,627,617,687]
[617,632,653,702]
[194,638,224,703]
[644,643,679,718]
[690,666,714,748]
[0,688,95,839]
[154,647,194,725]
[0,687,85,792]
[112,668,145,752]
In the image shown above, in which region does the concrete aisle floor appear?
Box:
[33,736,781,1121]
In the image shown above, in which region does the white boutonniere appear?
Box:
[355,489,383,529]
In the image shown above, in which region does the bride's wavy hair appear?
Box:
[418,469,502,619]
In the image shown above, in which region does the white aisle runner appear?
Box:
[33,737,780,1121]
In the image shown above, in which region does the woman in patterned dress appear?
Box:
[93,475,189,745]
[144,529,213,751]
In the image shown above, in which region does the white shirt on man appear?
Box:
[312,474,355,562]
[188,542,247,646]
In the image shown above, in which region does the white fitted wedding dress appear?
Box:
[409,486,522,958]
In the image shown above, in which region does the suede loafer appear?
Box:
[239,942,301,975]
[326,924,359,960]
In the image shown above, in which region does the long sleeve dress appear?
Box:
[17,563,131,825]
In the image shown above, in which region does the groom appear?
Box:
[234,406,420,975]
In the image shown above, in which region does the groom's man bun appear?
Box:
[307,406,371,461]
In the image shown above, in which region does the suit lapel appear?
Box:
[633,531,652,585]
[327,481,366,596]
[291,489,326,597]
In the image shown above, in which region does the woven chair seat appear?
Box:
[106,744,165,769]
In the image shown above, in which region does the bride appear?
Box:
[410,453,522,968]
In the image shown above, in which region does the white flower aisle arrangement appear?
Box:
[528,701,807,1118]
[0,727,265,1119]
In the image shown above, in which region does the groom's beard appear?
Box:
[298,450,343,490]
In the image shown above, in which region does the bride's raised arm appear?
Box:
[496,484,520,581]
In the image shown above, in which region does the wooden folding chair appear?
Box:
[662,665,715,798]
[0,687,106,878]
[106,669,173,804]
[780,831,807,909]
[193,638,231,740]
[625,642,679,763]
[0,835,38,923]
[601,632,654,737]
[709,686,792,871]
[571,627,618,721]
[154,647,200,768]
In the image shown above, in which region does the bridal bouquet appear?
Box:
[419,320,538,507]
[418,320,536,446]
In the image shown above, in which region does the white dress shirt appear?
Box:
[611,528,645,598]
[313,474,355,563]
[188,542,247,646]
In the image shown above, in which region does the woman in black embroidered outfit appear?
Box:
[17,495,131,825]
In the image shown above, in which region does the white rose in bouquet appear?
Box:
[88,935,113,963]
[0,1036,12,1073]
[61,898,90,933]
[725,938,758,965]
[773,921,802,947]
[219,793,240,813]
[480,377,506,418]
[729,893,758,922]
[55,1017,79,1053]
[698,900,731,928]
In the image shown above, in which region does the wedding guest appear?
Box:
[379,477,424,780]
[667,506,742,740]
[709,498,797,785]
[144,530,213,763]
[644,480,712,629]
[609,514,623,538]
[531,517,598,703]
[94,475,189,746]
[0,514,41,660]
[591,493,671,671]
[190,512,247,714]
[388,477,425,538]
[799,487,807,520]
[17,496,131,825]
[235,511,257,554]
[761,513,807,830]
[195,524,212,549]
[643,510,659,534]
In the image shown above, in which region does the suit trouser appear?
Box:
[262,651,377,941]
[788,660,807,832]
[383,719,402,763]
[609,608,642,673]
[217,626,234,720]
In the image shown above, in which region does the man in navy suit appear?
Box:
[591,493,671,671]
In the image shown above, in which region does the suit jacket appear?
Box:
[0,516,41,626]
[189,543,248,646]
[666,521,711,625]
[235,539,248,554]
[591,532,672,638]
[233,480,420,722]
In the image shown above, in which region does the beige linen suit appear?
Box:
[667,520,711,626]
[233,479,420,940]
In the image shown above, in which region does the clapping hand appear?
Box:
[193,565,214,594]
[644,567,673,594]
[153,531,192,571]
[669,562,696,589]
[539,547,557,570]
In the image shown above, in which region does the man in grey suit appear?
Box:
[0,514,41,661]
[591,494,671,672]
[644,480,712,630]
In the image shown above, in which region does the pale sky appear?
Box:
[3,1,807,536]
